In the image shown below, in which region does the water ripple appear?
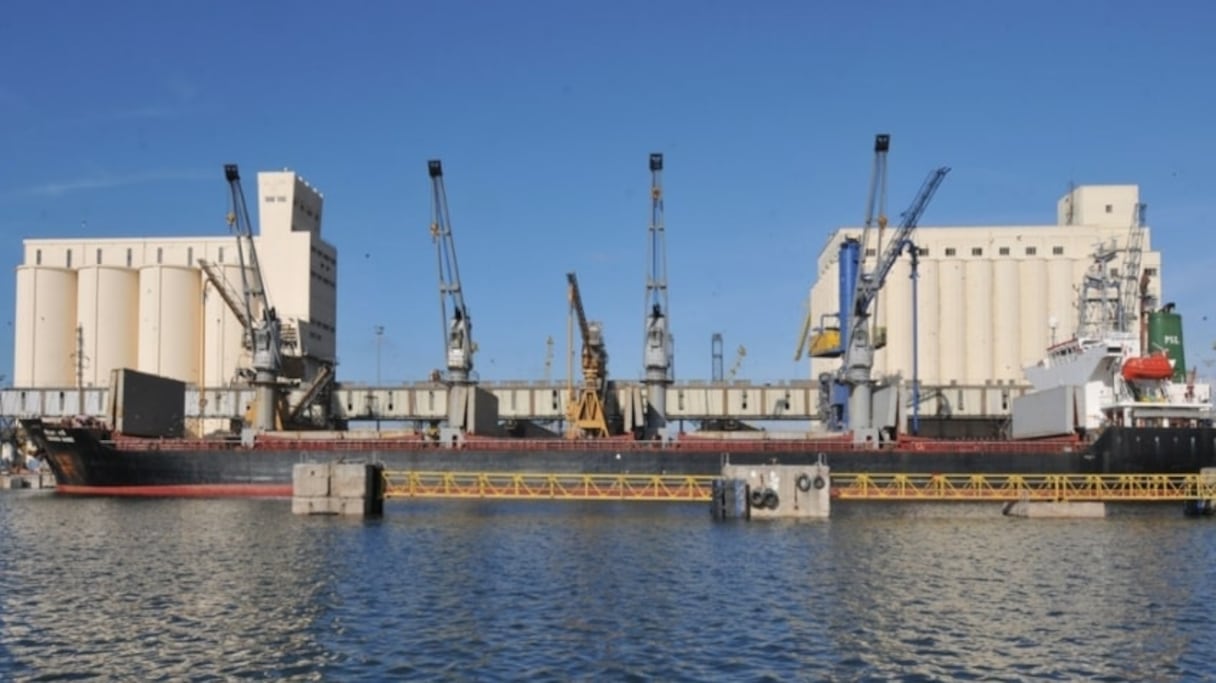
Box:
[1,496,1214,680]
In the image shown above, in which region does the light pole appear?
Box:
[374,325,384,431]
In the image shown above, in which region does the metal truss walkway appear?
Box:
[381,471,1216,504]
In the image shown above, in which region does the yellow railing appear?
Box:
[382,471,717,501]
[831,473,1216,502]
[380,471,1216,503]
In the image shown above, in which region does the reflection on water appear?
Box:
[1,494,1213,680]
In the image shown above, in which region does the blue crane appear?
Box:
[842,166,950,442]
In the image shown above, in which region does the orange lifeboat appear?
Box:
[1121,353,1174,381]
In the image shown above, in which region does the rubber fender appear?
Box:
[813,475,826,490]
[796,474,813,492]
[762,489,779,510]
[749,488,767,508]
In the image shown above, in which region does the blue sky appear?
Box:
[2,1,1215,386]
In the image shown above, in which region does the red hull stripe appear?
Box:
[56,484,292,498]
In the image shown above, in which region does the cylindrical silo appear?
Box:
[1018,259,1049,367]
[964,260,993,384]
[938,260,965,384]
[13,266,77,387]
[202,263,251,387]
[138,265,201,384]
[76,266,139,387]
[1047,259,1077,344]
[991,259,1019,381]
[880,257,914,379]
[916,259,941,385]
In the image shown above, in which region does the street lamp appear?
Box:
[374,325,384,431]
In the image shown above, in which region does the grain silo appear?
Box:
[13,266,77,386]
[76,265,139,386]
[138,265,201,383]
[202,263,251,387]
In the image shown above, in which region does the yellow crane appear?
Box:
[565,272,610,438]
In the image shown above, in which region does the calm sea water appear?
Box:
[1,492,1214,681]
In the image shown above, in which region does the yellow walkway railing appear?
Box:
[380,471,1216,503]
[382,471,717,501]
[832,473,1216,502]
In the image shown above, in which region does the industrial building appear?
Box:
[807,184,1162,426]
[12,170,336,393]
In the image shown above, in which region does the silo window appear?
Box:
[865,248,876,257]
[1026,246,1037,256]
[998,247,1010,256]
[944,247,956,256]
[187,247,194,266]
[971,247,983,256]
[1105,204,1113,213]
[1052,246,1064,255]
[218,247,224,263]
[126,249,132,267]
[35,249,42,265]
[96,248,103,264]
[157,247,163,264]
[66,251,72,268]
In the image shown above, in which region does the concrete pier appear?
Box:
[1002,500,1106,518]
[1,472,56,490]
[714,463,830,519]
[292,463,384,516]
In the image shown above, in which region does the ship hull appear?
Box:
[22,421,1216,497]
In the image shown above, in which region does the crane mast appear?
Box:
[643,153,673,437]
[843,166,950,442]
[224,164,282,432]
[856,134,890,345]
[428,160,474,385]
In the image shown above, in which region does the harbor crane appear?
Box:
[643,153,673,437]
[1118,202,1149,335]
[566,272,610,438]
[842,166,950,443]
[223,163,283,432]
[428,159,475,386]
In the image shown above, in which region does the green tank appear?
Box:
[1147,309,1187,381]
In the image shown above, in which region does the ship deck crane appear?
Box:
[842,166,950,443]
[1119,202,1149,336]
[224,164,283,432]
[566,272,610,438]
[428,160,475,385]
[643,153,673,437]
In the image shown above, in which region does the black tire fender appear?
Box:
[813,475,826,490]
[796,474,813,492]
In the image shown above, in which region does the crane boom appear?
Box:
[428,160,474,384]
[851,167,950,319]
[1119,202,1147,333]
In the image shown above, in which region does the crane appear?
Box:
[224,163,283,432]
[858,134,890,348]
[727,345,746,380]
[566,272,610,438]
[1119,202,1148,334]
[428,160,474,385]
[643,153,673,436]
[841,166,950,442]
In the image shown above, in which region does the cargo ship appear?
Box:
[20,317,1216,497]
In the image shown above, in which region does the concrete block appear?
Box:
[293,463,331,497]
[291,496,337,515]
[1003,501,1106,518]
[719,463,830,519]
[332,463,371,498]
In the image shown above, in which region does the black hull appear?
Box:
[22,420,1216,496]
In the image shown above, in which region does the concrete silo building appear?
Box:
[12,170,337,404]
[806,184,1163,435]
